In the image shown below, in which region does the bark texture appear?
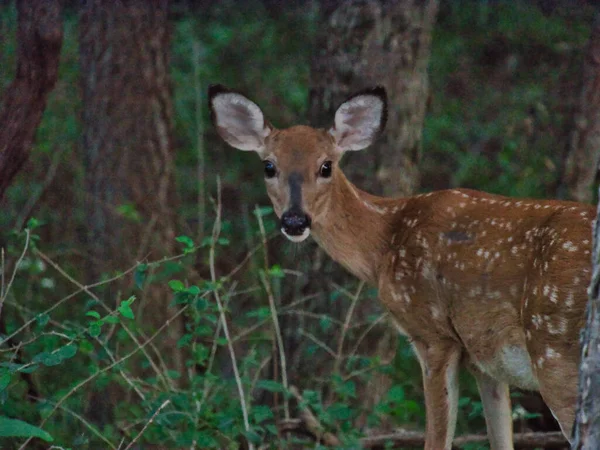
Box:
[0,0,63,200]
[572,187,600,447]
[309,0,439,197]
[561,14,600,204]
[79,0,183,381]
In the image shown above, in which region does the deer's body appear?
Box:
[209,86,592,449]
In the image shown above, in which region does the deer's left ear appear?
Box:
[329,86,387,152]
[208,84,272,155]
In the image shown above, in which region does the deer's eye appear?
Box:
[264,160,277,178]
[319,161,333,178]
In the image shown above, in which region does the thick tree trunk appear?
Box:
[304,0,438,429]
[0,0,62,200]
[309,0,438,197]
[79,0,184,391]
[560,14,600,204]
[572,187,600,448]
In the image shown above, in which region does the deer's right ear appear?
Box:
[208,84,271,154]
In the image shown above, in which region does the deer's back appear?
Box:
[379,188,594,389]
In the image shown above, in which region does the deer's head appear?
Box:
[209,85,387,242]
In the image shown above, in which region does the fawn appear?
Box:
[209,84,592,449]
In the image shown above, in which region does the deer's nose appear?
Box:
[281,210,311,236]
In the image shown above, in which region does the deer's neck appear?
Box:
[311,172,402,285]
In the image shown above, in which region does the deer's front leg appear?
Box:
[413,340,461,450]
[472,368,513,450]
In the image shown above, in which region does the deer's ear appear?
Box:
[209,84,272,154]
[329,86,387,152]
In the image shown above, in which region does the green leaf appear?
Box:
[56,343,78,360]
[217,237,230,246]
[186,285,201,295]
[134,264,148,289]
[118,303,134,320]
[268,264,284,278]
[255,380,285,393]
[169,280,185,292]
[88,323,102,338]
[0,371,11,392]
[387,385,405,403]
[176,235,194,248]
[35,313,49,328]
[0,416,53,441]
[85,311,101,320]
[252,405,273,424]
[103,315,120,324]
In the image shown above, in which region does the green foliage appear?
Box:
[0,417,53,442]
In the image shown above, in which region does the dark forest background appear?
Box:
[0,0,598,448]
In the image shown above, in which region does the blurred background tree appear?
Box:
[0,0,597,448]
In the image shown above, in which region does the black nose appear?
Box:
[281,210,311,236]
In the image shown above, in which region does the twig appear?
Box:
[278,419,568,449]
[18,305,188,450]
[288,386,341,447]
[123,399,171,450]
[256,205,290,420]
[298,329,336,357]
[29,395,117,450]
[209,177,253,449]
[333,281,364,376]
[0,229,30,320]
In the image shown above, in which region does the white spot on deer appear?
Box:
[562,241,578,252]
[431,306,441,320]
[477,248,484,257]
[363,200,388,215]
[536,357,545,369]
[566,292,575,308]
[395,271,405,281]
[549,286,558,303]
[543,285,550,297]
[399,248,406,258]
[546,347,560,359]
[531,314,543,329]
[507,236,513,242]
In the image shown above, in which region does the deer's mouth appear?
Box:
[281,227,310,243]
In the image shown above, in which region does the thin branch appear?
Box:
[333,281,364,376]
[123,399,171,450]
[278,419,568,449]
[209,177,253,449]
[0,229,30,320]
[256,205,290,420]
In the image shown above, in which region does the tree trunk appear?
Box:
[309,0,438,197]
[79,0,184,396]
[304,0,438,429]
[0,0,62,200]
[560,14,600,204]
[572,186,600,448]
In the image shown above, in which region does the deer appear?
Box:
[208,84,594,450]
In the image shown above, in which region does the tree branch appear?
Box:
[0,0,63,199]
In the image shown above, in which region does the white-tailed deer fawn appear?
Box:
[209,84,593,449]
